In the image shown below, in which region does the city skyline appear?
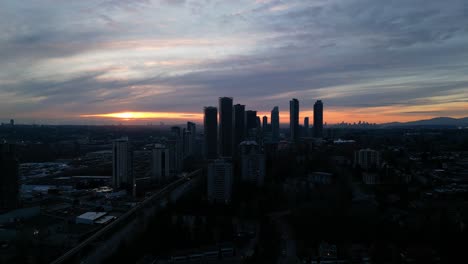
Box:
[2,1,468,263]
[1,0,467,125]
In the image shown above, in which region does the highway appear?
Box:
[50,169,202,264]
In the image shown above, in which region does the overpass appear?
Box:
[51,169,204,264]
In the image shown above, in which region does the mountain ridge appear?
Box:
[382,117,468,127]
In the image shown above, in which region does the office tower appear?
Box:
[152,144,170,183]
[271,106,279,142]
[192,137,202,159]
[183,129,193,157]
[313,100,324,138]
[219,97,233,157]
[256,116,261,129]
[207,159,233,204]
[171,126,181,138]
[204,106,218,159]
[354,149,381,170]
[289,98,299,142]
[170,126,183,173]
[245,110,257,133]
[233,104,245,156]
[262,116,268,131]
[9,119,14,127]
[182,128,186,155]
[168,141,182,176]
[304,117,310,137]
[187,122,196,136]
[187,121,196,156]
[0,144,19,211]
[112,138,133,190]
[240,141,265,187]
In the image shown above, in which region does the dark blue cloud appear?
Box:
[0,0,467,122]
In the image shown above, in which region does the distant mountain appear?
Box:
[382,117,468,127]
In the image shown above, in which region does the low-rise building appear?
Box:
[76,212,108,225]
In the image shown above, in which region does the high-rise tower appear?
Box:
[204,106,218,159]
[304,117,310,137]
[219,97,233,157]
[207,159,233,204]
[313,100,323,138]
[289,99,299,142]
[152,144,170,183]
[233,104,245,156]
[271,106,279,142]
[262,116,268,131]
[112,138,133,190]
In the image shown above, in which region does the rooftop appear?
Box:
[76,212,107,221]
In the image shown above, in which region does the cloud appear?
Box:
[1,0,467,123]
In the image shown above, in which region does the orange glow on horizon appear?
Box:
[81,102,467,124]
[80,111,203,120]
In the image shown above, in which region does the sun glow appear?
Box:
[80,111,203,120]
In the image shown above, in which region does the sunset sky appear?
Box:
[1,0,467,125]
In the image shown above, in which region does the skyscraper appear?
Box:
[186,121,196,157]
[112,138,133,190]
[170,126,183,173]
[168,139,181,176]
[313,100,323,138]
[187,121,196,136]
[262,116,268,131]
[240,141,265,187]
[171,126,181,138]
[204,106,218,159]
[0,143,19,211]
[290,98,299,142]
[152,144,170,183]
[207,159,233,204]
[219,97,233,157]
[304,117,309,137]
[271,106,279,142]
[233,104,245,156]
[245,110,257,132]
[183,129,193,157]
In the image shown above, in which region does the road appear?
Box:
[51,170,202,264]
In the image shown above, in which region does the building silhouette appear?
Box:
[304,117,309,137]
[171,126,181,138]
[289,98,299,142]
[112,138,133,190]
[313,100,323,138]
[240,141,265,187]
[245,110,257,139]
[207,159,233,204]
[186,122,196,157]
[0,143,19,211]
[183,129,193,157]
[271,106,280,142]
[204,106,218,159]
[354,149,381,170]
[233,104,245,156]
[219,97,233,157]
[187,121,196,136]
[262,116,268,131]
[170,126,183,174]
[152,144,170,183]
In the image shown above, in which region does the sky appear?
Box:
[0,0,467,125]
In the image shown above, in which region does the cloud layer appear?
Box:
[0,0,467,124]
